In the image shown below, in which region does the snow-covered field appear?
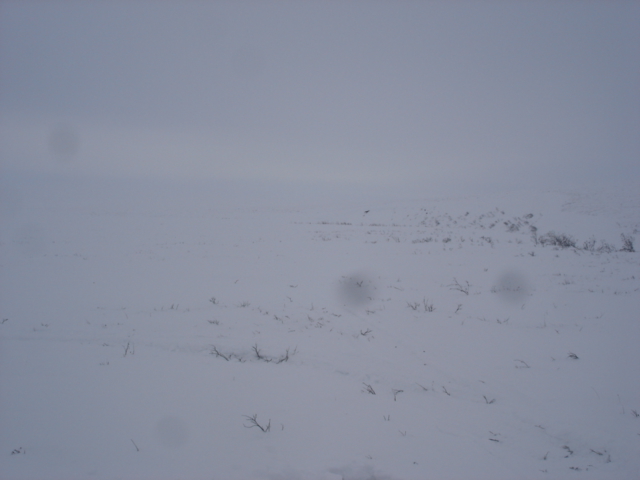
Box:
[1,173,639,480]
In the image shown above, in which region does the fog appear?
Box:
[1,1,639,194]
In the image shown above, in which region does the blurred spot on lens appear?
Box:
[337,271,376,307]
[493,270,530,305]
[17,224,47,257]
[48,124,79,162]
[155,416,190,449]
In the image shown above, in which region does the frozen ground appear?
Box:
[1,173,639,480]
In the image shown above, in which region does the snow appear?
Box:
[1,173,639,479]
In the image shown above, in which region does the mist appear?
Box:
[1,1,639,195]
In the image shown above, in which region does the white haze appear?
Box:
[1,174,639,479]
[1,2,639,479]
[1,1,639,193]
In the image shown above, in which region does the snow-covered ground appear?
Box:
[1,173,639,480]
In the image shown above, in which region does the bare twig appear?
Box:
[423,298,435,312]
[243,414,270,432]
[252,343,265,361]
[406,301,420,311]
[448,278,470,295]
[211,345,230,361]
[213,344,293,364]
[275,348,290,364]
[363,383,376,395]
[130,439,140,452]
[392,389,404,401]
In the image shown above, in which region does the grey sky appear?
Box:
[1,1,638,190]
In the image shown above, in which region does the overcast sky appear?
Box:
[1,1,639,191]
